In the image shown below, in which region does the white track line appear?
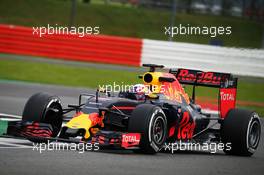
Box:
[0,118,20,121]
[0,141,32,148]
[0,113,22,122]
[0,137,29,143]
[0,137,32,149]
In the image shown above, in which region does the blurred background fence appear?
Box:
[92,0,264,20]
[1,24,263,77]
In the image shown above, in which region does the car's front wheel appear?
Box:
[22,92,63,137]
[128,104,167,154]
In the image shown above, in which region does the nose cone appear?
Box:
[65,113,92,139]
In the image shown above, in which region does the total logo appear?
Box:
[220,92,235,101]
[122,133,140,143]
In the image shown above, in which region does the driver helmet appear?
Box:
[130,84,146,101]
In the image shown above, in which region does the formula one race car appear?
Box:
[7,64,261,156]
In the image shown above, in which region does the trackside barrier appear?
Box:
[141,39,264,77]
[0,24,263,77]
[0,25,142,66]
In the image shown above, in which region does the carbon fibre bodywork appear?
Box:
[6,64,260,156]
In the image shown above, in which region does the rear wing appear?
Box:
[169,68,238,118]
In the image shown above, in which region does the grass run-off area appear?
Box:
[0,0,263,48]
[0,59,263,116]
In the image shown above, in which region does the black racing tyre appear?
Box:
[128,104,167,154]
[221,108,261,156]
[22,92,63,137]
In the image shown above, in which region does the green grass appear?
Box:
[0,0,262,48]
[0,120,8,135]
[0,59,140,88]
[0,59,263,116]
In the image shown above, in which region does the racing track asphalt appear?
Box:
[0,81,263,175]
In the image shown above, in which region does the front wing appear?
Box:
[5,121,141,149]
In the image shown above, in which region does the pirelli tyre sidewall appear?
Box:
[22,92,63,137]
[128,104,167,154]
[221,108,261,156]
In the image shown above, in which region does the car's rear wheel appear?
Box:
[221,108,261,156]
[128,104,167,154]
[22,92,63,137]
